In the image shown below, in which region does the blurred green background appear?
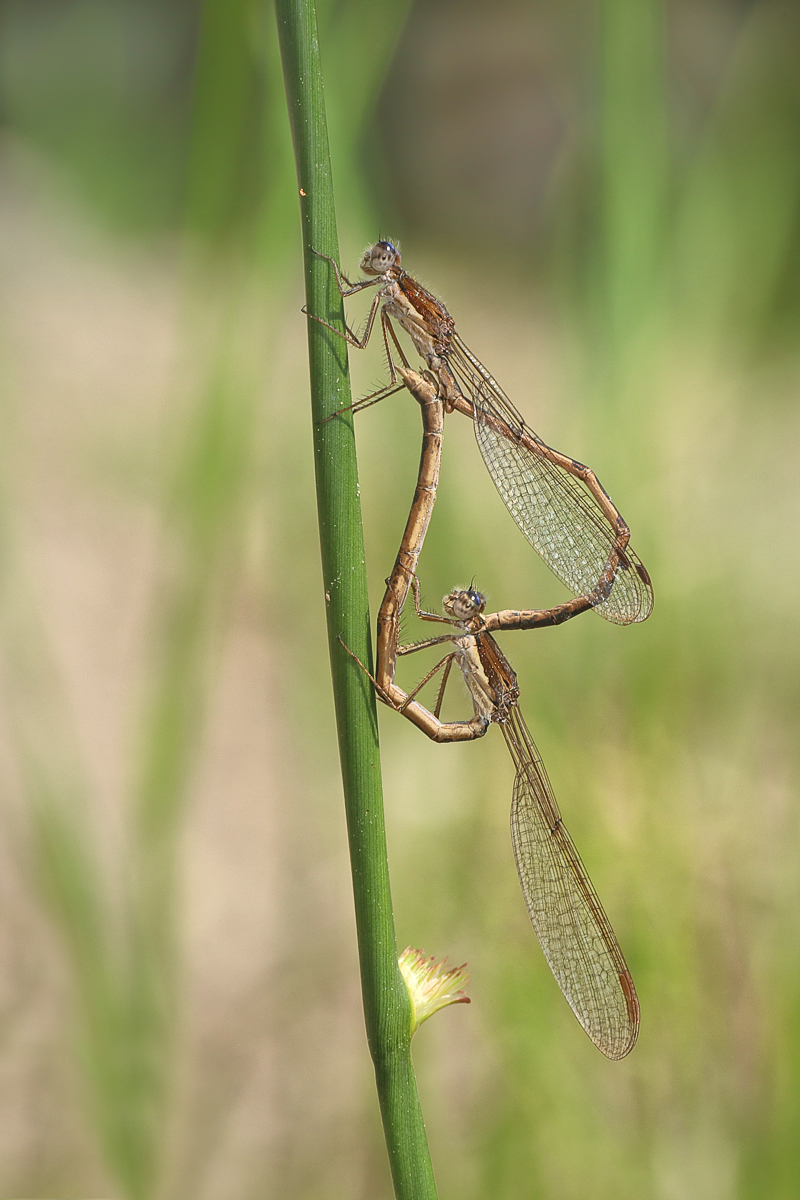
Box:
[0,0,798,1196]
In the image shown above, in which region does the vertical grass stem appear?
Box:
[274,1,438,1195]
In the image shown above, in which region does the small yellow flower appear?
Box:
[398,947,470,1034]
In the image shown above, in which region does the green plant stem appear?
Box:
[274,1,437,1196]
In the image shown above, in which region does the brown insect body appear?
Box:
[311,242,654,623]
[378,266,461,408]
[473,629,520,724]
[386,581,640,1060]
[442,589,520,726]
[395,271,455,355]
[338,369,641,1060]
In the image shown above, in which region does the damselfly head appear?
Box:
[442,587,486,622]
[360,240,401,275]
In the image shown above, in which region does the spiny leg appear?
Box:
[397,634,457,656]
[304,288,383,350]
[321,380,406,424]
[410,575,457,625]
[337,635,395,708]
[310,248,376,297]
[433,655,455,719]
[382,311,411,383]
[398,652,455,713]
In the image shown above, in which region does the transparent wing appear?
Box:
[449,337,653,625]
[502,707,639,1059]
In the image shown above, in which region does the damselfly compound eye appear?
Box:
[364,241,399,273]
[467,589,486,613]
[360,241,395,275]
[448,589,484,620]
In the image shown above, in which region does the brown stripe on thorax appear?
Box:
[473,629,519,722]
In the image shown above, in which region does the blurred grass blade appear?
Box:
[0,0,274,1195]
[594,0,669,440]
[0,520,162,1198]
[673,2,800,352]
[318,0,415,235]
[185,0,261,243]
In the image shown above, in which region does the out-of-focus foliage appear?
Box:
[0,1,798,1198]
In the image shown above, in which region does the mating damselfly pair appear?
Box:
[309,241,652,1059]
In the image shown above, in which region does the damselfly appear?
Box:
[376,368,602,715]
[345,576,639,1059]
[309,242,653,625]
